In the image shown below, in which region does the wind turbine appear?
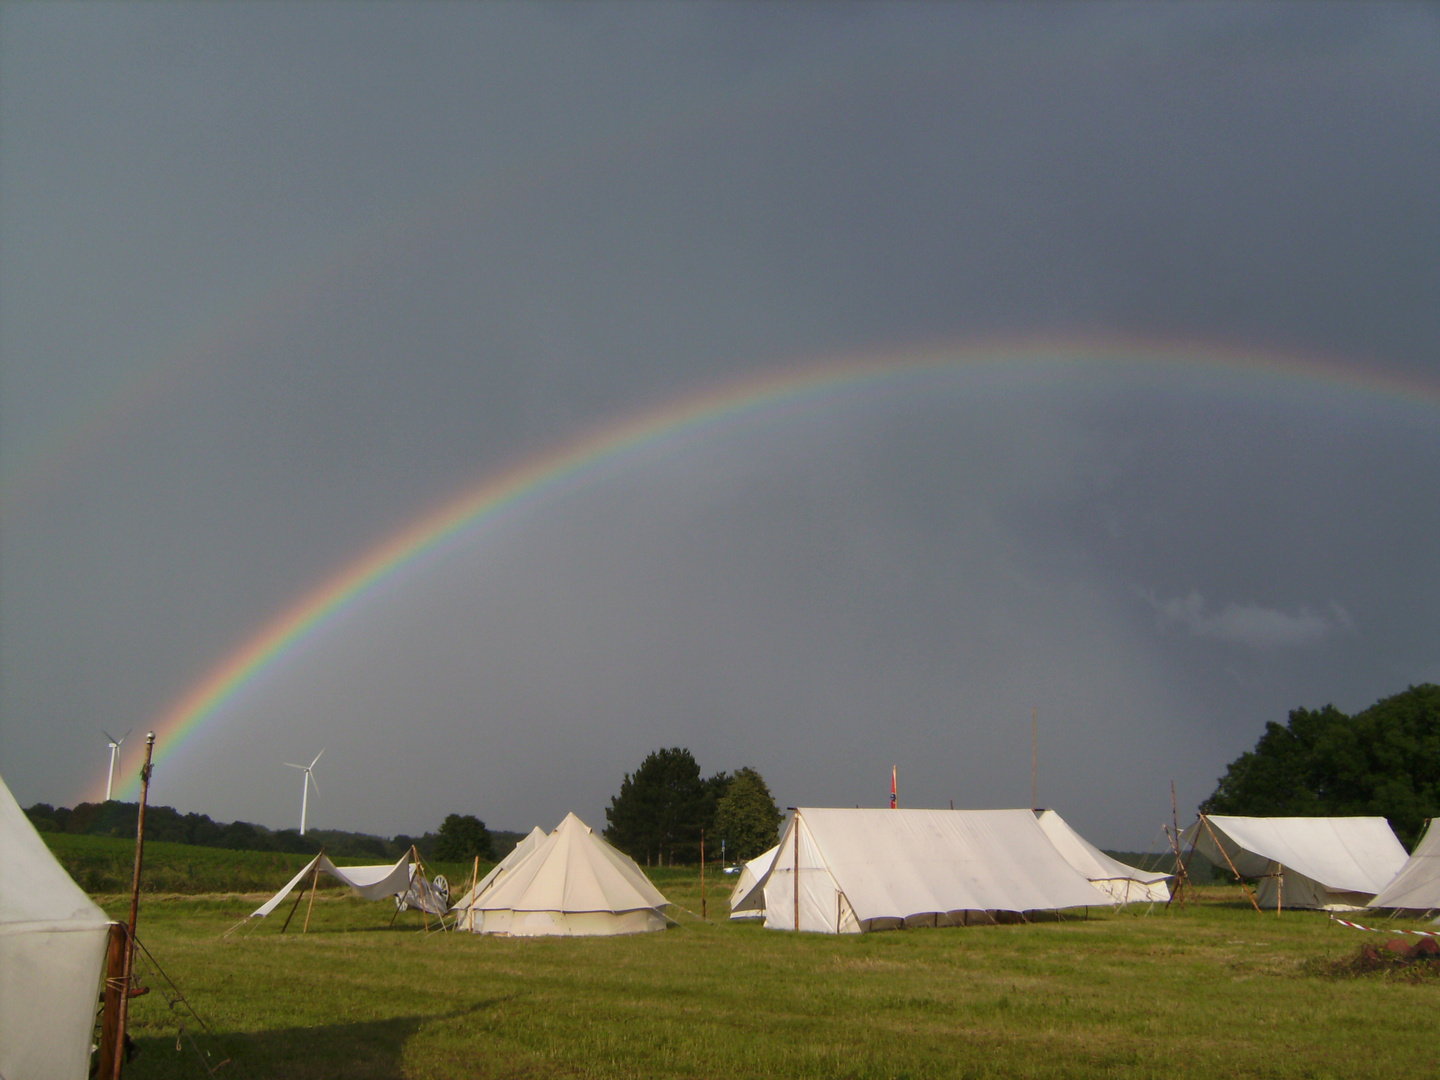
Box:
[102,729,130,802]
[284,750,324,835]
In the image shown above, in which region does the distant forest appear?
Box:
[23,799,524,862]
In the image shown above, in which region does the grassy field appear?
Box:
[96,864,1440,1080]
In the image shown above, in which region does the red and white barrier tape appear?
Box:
[1330,915,1440,937]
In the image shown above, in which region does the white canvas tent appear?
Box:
[449,825,548,925]
[461,812,672,936]
[761,808,1110,933]
[1181,815,1409,910]
[1034,810,1171,905]
[1368,819,1440,915]
[726,843,779,920]
[1,772,114,1080]
[247,851,421,923]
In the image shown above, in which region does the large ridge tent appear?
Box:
[1034,810,1171,905]
[726,843,779,920]
[246,851,441,925]
[449,825,547,927]
[1181,815,1409,910]
[761,808,1110,933]
[461,812,672,936]
[1368,819,1440,915]
[1,772,114,1080]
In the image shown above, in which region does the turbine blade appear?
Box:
[283,762,305,770]
[307,771,319,795]
[103,729,120,745]
[310,748,325,769]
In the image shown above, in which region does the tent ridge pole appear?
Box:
[1199,814,1263,913]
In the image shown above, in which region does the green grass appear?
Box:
[97,866,1440,1080]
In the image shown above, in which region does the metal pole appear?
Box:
[1032,707,1038,809]
[112,731,155,1080]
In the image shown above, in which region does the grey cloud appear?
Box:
[1147,591,1352,650]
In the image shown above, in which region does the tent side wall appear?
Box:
[474,907,668,937]
[0,923,112,1080]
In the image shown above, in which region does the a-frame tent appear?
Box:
[464,813,672,936]
[1181,814,1408,910]
[726,843,779,920]
[761,808,1109,933]
[1368,818,1440,916]
[1,772,114,1080]
[245,851,432,928]
[1034,810,1171,904]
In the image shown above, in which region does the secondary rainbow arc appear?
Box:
[107,336,1439,801]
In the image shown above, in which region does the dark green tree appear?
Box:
[432,814,494,862]
[1201,684,1440,849]
[605,747,721,865]
[713,766,782,861]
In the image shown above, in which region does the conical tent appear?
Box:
[1181,815,1408,910]
[727,844,779,920]
[465,813,672,936]
[1368,819,1440,914]
[450,825,547,922]
[1034,810,1171,904]
[1,773,114,1080]
[761,808,1109,934]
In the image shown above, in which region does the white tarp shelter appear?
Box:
[1,772,114,1080]
[1368,819,1440,915]
[727,844,779,920]
[248,852,417,920]
[1034,810,1171,905]
[761,808,1110,934]
[1181,814,1409,910]
[461,812,672,936]
[449,825,547,925]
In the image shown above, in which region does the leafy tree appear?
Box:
[433,814,494,861]
[713,766,782,861]
[1201,684,1440,849]
[605,747,722,865]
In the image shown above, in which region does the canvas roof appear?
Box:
[470,812,669,916]
[772,808,1107,927]
[1182,815,1408,894]
[1368,819,1440,911]
[2,772,113,1080]
[250,852,414,918]
[1034,809,1170,902]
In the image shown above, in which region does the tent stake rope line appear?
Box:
[129,934,244,1079]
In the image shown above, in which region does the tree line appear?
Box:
[1202,683,1440,849]
[602,747,781,865]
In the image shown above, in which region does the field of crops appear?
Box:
[90,853,1440,1080]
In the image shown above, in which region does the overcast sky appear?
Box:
[2,2,1437,850]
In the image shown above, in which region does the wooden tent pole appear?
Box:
[412,845,432,932]
[1199,814,1263,913]
[279,854,318,934]
[302,848,325,933]
[792,810,801,932]
[467,855,479,933]
[112,732,155,1080]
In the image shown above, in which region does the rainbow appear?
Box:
[106,335,1438,800]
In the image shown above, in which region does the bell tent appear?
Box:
[1,772,114,1080]
[460,812,672,936]
[761,808,1109,933]
[726,843,779,920]
[1034,809,1171,904]
[449,825,548,926]
[1181,814,1408,910]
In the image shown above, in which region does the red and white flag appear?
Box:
[890,765,897,809]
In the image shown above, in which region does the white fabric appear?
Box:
[1182,815,1409,910]
[449,826,547,917]
[1368,819,1440,912]
[761,808,1109,934]
[1035,810,1171,904]
[249,852,415,918]
[465,812,671,936]
[1,772,113,1080]
[727,844,779,919]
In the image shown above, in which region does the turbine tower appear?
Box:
[102,729,130,802]
[284,749,324,835]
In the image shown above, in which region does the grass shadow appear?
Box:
[126,1000,505,1080]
